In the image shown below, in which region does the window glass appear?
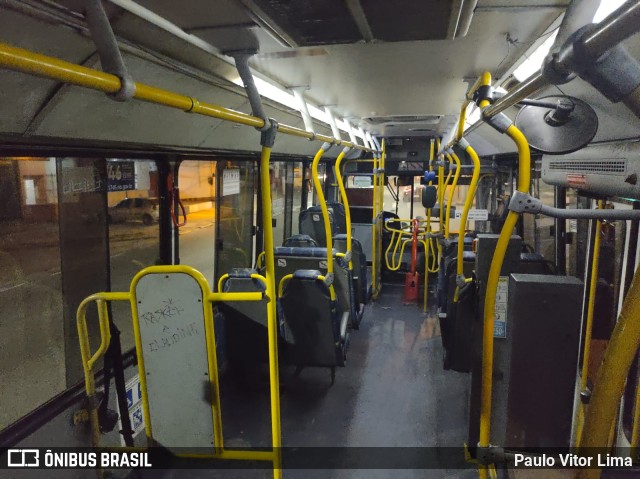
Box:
[107,159,160,352]
[177,160,216,286]
[0,157,64,429]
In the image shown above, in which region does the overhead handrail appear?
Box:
[0,42,375,152]
[311,142,337,301]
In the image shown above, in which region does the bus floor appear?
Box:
[129,283,475,478]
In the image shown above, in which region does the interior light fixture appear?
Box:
[512,29,559,81]
[232,76,362,137]
[593,0,627,23]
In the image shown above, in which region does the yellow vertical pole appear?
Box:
[575,200,603,446]
[259,137,283,479]
[479,124,530,478]
[579,264,640,479]
[424,138,435,312]
[444,152,461,240]
[335,147,353,268]
[453,140,481,303]
[372,150,379,296]
[311,143,337,299]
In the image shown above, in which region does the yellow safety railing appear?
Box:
[311,144,337,301]
[0,42,373,153]
[76,265,279,475]
[575,201,604,446]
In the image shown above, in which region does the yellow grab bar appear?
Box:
[258,142,283,479]
[575,201,603,446]
[579,263,640,478]
[334,147,353,268]
[311,144,337,301]
[444,152,461,239]
[76,266,275,474]
[454,140,481,303]
[479,124,530,474]
[0,42,372,152]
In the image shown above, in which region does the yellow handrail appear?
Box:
[258,142,284,478]
[444,152,461,239]
[479,124,530,478]
[453,141,481,303]
[334,147,353,268]
[311,144,337,301]
[0,42,373,152]
[579,264,640,479]
[575,201,603,446]
[76,265,276,475]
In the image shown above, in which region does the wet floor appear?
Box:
[132,283,475,478]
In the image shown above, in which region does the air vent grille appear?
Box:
[548,160,626,174]
[364,115,442,125]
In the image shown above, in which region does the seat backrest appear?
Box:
[274,247,351,316]
[219,268,268,327]
[279,270,345,367]
[327,201,347,235]
[298,206,335,247]
[333,234,368,305]
[218,269,270,366]
[283,234,319,248]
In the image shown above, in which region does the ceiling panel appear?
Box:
[362,0,451,42]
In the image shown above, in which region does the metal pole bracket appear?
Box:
[260,118,278,148]
[84,0,135,101]
[508,191,543,214]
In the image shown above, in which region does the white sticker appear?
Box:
[222,169,240,196]
[118,374,145,446]
[468,209,489,221]
[277,258,287,267]
[455,209,488,220]
[319,260,328,269]
[312,214,320,222]
[494,276,508,338]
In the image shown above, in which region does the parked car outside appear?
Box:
[108,198,159,225]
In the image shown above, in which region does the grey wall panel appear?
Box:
[0,9,96,134]
[30,54,243,148]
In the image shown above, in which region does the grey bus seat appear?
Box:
[279,269,348,370]
[333,234,368,326]
[327,201,347,235]
[283,234,319,248]
[218,268,271,367]
[273,246,353,327]
[299,206,335,247]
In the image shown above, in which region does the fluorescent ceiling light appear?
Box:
[593,0,627,23]
[232,76,359,136]
[512,29,559,81]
